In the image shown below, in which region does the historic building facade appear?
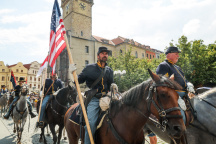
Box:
[0,61,42,93]
[59,0,163,84]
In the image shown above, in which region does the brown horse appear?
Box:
[64,70,186,144]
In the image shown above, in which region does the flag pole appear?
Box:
[37,68,47,123]
[64,33,94,144]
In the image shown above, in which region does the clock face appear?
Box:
[79,2,86,10]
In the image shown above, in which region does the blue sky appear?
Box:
[1,0,216,65]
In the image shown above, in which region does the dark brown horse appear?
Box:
[37,85,77,144]
[64,70,186,144]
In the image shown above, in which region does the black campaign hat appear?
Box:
[18,77,26,82]
[165,46,181,55]
[97,47,111,55]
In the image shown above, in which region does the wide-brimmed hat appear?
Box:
[18,77,26,82]
[165,46,181,55]
[97,47,111,55]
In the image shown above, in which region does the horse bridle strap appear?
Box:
[147,82,182,131]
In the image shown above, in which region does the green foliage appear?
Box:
[171,35,216,86]
[108,48,164,92]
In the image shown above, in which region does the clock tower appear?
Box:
[58,0,95,84]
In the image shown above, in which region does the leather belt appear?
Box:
[95,92,106,99]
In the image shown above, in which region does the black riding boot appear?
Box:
[27,101,36,118]
[4,104,14,119]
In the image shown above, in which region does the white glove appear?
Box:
[178,97,186,111]
[69,64,77,73]
[187,82,195,93]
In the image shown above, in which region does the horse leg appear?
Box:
[13,123,16,133]
[63,127,67,140]
[57,126,64,144]
[46,124,50,136]
[49,123,57,144]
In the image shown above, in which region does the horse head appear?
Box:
[67,85,78,105]
[147,69,185,138]
[20,84,29,96]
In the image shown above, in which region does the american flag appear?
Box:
[48,0,66,74]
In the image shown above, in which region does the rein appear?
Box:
[107,81,182,144]
[146,82,182,131]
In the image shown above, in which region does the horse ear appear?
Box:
[148,69,160,82]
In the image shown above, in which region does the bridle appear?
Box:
[50,87,74,117]
[145,82,182,131]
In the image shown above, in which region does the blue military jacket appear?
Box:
[14,85,22,97]
[78,63,114,93]
[156,59,188,91]
[43,79,63,95]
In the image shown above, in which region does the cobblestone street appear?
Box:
[0,108,167,144]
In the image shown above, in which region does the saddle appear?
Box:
[69,104,107,129]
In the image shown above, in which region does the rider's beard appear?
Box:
[100,56,107,63]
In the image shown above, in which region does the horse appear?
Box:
[37,85,77,144]
[12,84,29,144]
[0,93,8,116]
[64,69,186,144]
[143,87,216,144]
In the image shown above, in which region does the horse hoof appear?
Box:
[64,137,67,140]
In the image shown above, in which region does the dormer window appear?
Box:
[101,39,109,44]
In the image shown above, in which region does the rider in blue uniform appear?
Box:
[4,77,36,119]
[156,46,195,124]
[78,47,114,144]
[0,85,8,98]
[37,72,63,128]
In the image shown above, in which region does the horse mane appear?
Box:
[110,75,182,116]
[56,87,69,97]
[198,87,216,99]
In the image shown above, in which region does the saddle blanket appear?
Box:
[69,104,107,129]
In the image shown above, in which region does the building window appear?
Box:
[142,53,144,58]
[135,51,138,58]
[38,85,40,89]
[30,77,32,80]
[2,76,5,81]
[21,70,23,72]
[34,84,36,87]
[147,54,148,58]
[16,69,19,72]
[38,78,40,81]
[153,55,154,58]
[85,46,89,53]
[120,49,122,54]
[2,69,5,72]
[16,77,18,81]
[109,50,112,56]
[34,78,36,81]
[30,84,32,88]
[81,31,83,36]
[150,55,151,59]
[85,60,89,66]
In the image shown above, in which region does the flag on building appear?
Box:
[10,70,16,89]
[36,56,48,77]
[48,0,66,75]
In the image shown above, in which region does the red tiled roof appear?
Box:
[92,35,115,45]
[7,64,16,68]
[23,64,31,70]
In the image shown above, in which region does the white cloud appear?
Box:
[182,19,200,36]
[0,9,15,15]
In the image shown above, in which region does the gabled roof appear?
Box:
[92,35,115,45]
[23,64,31,70]
[7,64,16,68]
